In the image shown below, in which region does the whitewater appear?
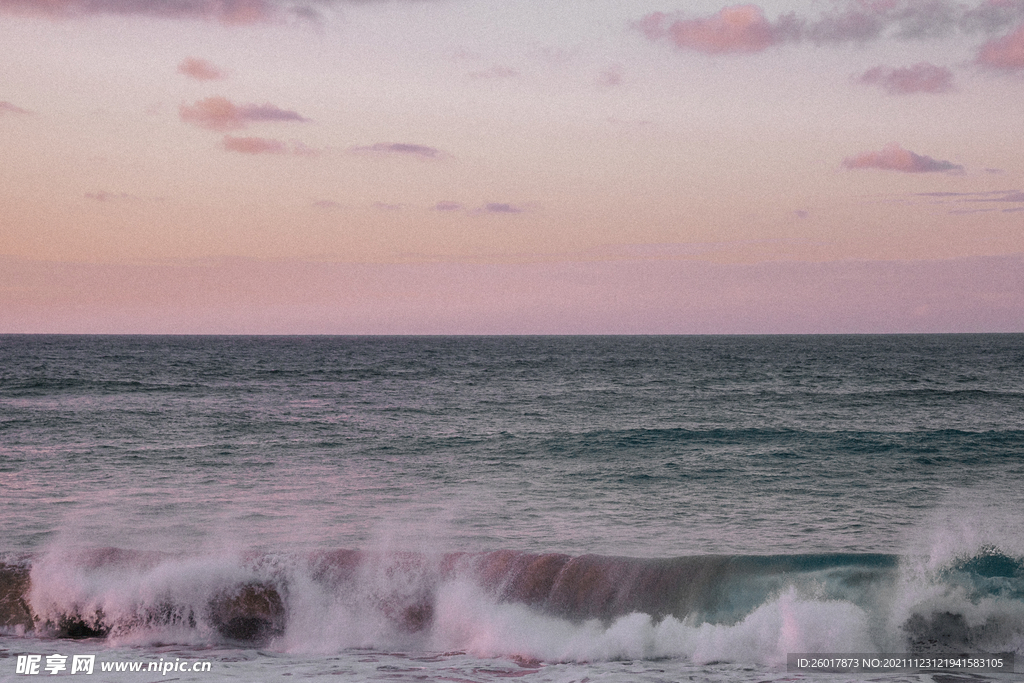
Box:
[1,334,1022,682]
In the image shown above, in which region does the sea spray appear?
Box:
[4,545,1021,663]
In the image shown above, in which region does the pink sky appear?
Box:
[1,0,1023,333]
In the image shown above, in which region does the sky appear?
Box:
[1,0,1023,333]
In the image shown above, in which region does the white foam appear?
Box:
[26,546,278,644]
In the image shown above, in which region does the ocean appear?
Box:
[1,334,1022,682]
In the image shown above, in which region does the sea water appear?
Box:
[0,335,1022,682]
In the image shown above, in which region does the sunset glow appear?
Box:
[2,0,1022,333]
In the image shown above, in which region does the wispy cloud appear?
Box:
[976,23,1024,69]
[812,0,1024,40]
[0,0,443,23]
[240,103,308,123]
[0,100,32,115]
[349,142,445,159]
[975,190,1024,202]
[0,0,279,24]
[637,1,1024,54]
[915,189,1024,213]
[431,200,524,215]
[915,190,1008,197]
[178,57,225,81]
[180,96,308,131]
[843,143,964,173]
[482,203,523,214]
[857,62,954,94]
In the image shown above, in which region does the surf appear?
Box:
[2,545,1021,664]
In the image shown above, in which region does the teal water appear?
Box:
[1,335,1022,681]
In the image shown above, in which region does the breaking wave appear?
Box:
[2,543,1022,665]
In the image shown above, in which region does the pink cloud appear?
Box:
[0,100,31,115]
[842,143,964,173]
[181,97,243,131]
[222,135,286,154]
[638,5,782,53]
[0,0,277,24]
[857,62,954,93]
[180,96,308,131]
[976,23,1024,69]
[433,201,463,211]
[178,57,225,81]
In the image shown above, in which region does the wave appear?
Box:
[2,546,1022,664]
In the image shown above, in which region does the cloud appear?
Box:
[842,143,964,173]
[241,103,309,123]
[802,5,892,43]
[812,0,1024,41]
[222,135,287,154]
[912,190,1024,211]
[432,200,522,213]
[180,96,308,131]
[180,97,242,130]
[0,0,279,24]
[482,202,522,214]
[961,0,1024,35]
[915,190,1005,197]
[0,100,31,115]
[349,142,445,158]
[637,5,789,53]
[637,1,1024,55]
[178,57,225,81]
[976,23,1024,69]
[857,62,954,93]
[974,190,1024,202]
